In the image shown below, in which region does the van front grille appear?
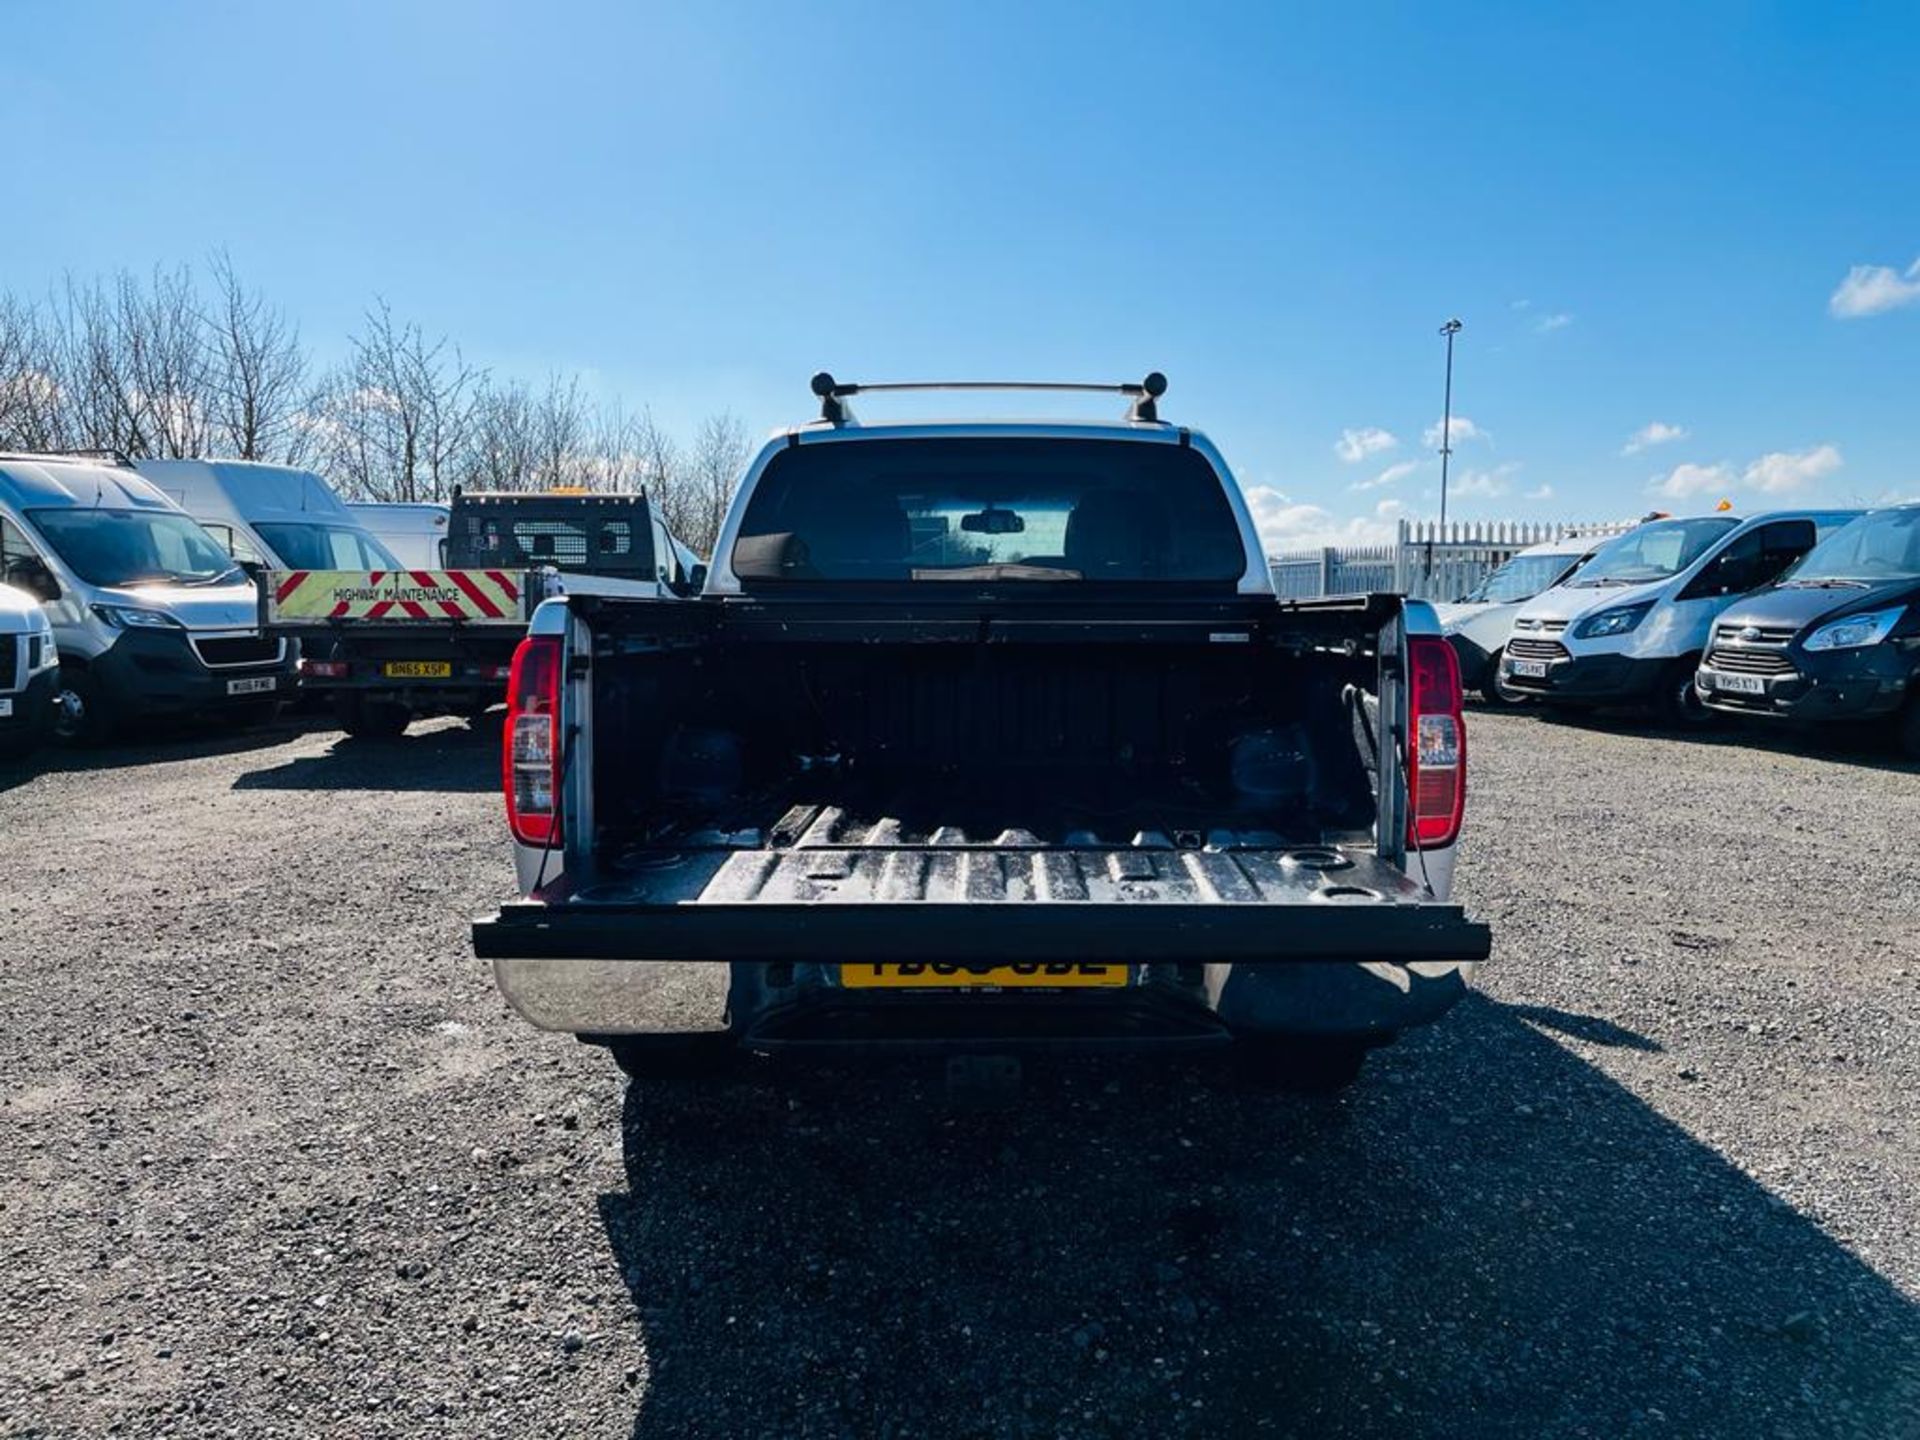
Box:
[1507,638,1569,663]
[190,634,284,669]
[1713,623,1797,646]
[1706,647,1795,675]
[0,633,16,690]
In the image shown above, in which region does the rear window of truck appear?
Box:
[731,437,1248,585]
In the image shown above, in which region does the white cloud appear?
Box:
[1449,462,1522,500]
[1511,298,1532,311]
[1524,483,1555,501]
[1653,462,1737,499]
[1622,421,1687,456]
[1334,426,1398,464]
[1535,312,1574,334]
[1422,415,1485,450]
[1743,443,1842,493]
[1830,259,1920,319]
[1245,486,1406,551]
[1350,459,1418,492]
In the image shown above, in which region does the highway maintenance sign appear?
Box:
[267,569,527,623]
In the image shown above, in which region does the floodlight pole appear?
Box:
[1427,317,1464,581]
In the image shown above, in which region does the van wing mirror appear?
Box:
[4,556,59,603]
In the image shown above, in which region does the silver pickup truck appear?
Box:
[472,376,1490,1093]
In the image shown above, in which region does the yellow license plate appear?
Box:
[841,962,1128,989]
[383,660,453,678]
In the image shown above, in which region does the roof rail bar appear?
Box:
[2,446,138,469]
[809,372,1168,425]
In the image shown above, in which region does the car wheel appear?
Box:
[608,1033,737,1081]
[1480,650,1531,707]
[334,693,413,740]
[1229,1035,1370,1094]
[51,669,117,747]
[1655,657,1715,729]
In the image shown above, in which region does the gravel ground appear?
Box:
[1,708,1916,1438]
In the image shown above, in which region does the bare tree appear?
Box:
[204,252,308,462]
[315,302,479,500]
[0,296,69,450]
[684,411,750,555]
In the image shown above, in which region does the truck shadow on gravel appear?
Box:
[230,722,500,794]
[598,995,1917,1438]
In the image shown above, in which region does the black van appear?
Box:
[1696,502,1920,755]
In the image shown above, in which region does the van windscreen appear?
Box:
[28,508,237,587]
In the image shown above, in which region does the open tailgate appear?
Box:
[472,845,1491,966]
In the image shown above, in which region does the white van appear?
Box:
[135,459,398,572]
[0,583,59,758]
[1433,536,1593,705]
[1498,510,1860,723]
[0,453,296,743]
[345,501,450,569]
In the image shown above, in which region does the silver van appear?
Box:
[0,453,297,744]
[135,459,398,571]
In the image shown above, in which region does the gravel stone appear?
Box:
[0,709,1915,1436]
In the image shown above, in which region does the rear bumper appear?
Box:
[488,956,1478,1048]
[1697,647,1912,721]
[1498,648,1665,704]
[288,625,522,706]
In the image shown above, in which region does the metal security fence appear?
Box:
[1268,518,1634,601]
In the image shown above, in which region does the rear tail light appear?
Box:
[1407,636,1466,849]
[300,658,349,679]
[504,635,563,846]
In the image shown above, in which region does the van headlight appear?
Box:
[1804,607,1904,652]
[90,604,184,630]
[1572,601,1654,639]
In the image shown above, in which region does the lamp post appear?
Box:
[1437,317,1463,530]
[1427,317,1464,583]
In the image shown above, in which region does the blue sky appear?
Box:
[6,2,1918,549]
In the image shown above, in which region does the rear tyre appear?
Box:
[1229,1035,1370,1094]
[1480,649,1530,707]
[334,693,413,740]
[608,1033,738,1081]
[51,669,118,747]
[1654,656,1715,729]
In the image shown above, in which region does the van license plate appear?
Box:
[226,676,276,696]
[384,661,453,678]
[0,698,12,717]
[1509,658,1549,678]
[1714,672,1767,695]
[842,963,1129,989]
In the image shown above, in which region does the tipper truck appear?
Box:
[267,489,697,737]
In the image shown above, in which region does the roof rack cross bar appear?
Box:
[809,372,1167,425]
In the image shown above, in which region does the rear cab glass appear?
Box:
[450,503,655,577]
[730,437,1248,587]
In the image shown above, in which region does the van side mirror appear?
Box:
[685,563,709,594]
[4,556,59,603]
